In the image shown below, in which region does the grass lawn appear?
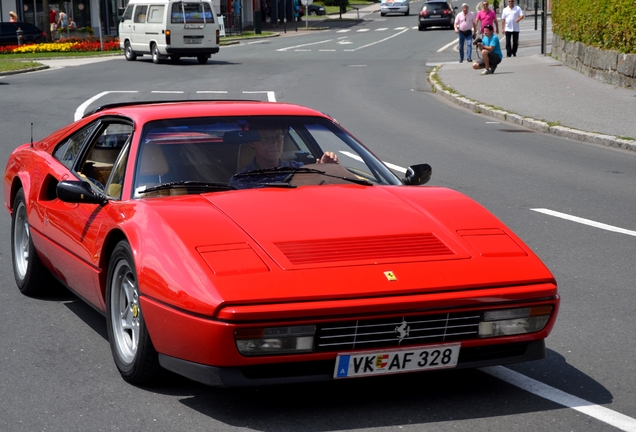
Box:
[0,59,44,72]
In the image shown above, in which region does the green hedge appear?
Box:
[552,0,636,53]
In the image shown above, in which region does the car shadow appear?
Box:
[60,295,615,429]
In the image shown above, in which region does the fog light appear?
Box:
[235,325,315,356]
[479,306,552,338]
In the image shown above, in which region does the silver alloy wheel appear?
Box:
[124,42,136,61]
[13,200,29,281]
[110,259,140,365]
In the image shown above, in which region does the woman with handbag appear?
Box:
[454,3,477,63]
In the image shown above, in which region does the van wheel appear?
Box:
[151,44,162,64]
[124,42,136,61]
[197,55,208,64]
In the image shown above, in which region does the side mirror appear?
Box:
[118,7,125,16]
[57,180,108,206]
[403,164,432,185]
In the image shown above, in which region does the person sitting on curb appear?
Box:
[472,24,502,75]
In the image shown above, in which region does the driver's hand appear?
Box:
[319,152,339,164]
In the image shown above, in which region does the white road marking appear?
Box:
[74,90,138,121]
[357,29,370,32]
[151,91,184,93]
[242,90,277,102]
[336,29,351,33]
[295,49,311,51]
[437,39,458,52]
[343,27,410,52]
[319,49,336,51]
[276,39,333,51]
[483,366,636,432]
[531,208,636,237]
[196,91,228,94]
[394,26,407,30]
[376,27,388,31]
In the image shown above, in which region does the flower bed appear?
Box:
[0,37,120,54]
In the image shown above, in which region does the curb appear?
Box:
[427,65,636,153]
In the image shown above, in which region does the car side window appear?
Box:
[77,122,133,193]
[147,5,165,23]
[53,123,99,170]
[134,5,148,23]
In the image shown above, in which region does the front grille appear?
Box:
[315,311,481,352]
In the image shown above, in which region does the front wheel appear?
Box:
[197,55,208,64]
[106,240,161,384]
[124,41,137,61]
[11,189,51,296]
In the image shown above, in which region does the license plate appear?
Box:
[430,14,441,17]
[334,343,460,379]
[184,39,202,44]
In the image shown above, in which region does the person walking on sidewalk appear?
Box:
[476,1,498,35]
[501,0,524,57]
[454,3,477,63]
[472,24,502,75]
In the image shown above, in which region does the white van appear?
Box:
[119,0,220,64]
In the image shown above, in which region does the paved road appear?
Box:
[1,6,635,431]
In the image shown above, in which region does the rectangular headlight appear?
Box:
[235,325,316,356]
[479,306,552,338]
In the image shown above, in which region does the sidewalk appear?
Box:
[431,16,636,152]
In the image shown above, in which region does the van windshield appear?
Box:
[171,2,214,24]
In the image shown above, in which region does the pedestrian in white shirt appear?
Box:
[501,0,524,57]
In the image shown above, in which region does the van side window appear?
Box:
[122,5,134,21]
[134,5,148,23]
[147,5,165,23]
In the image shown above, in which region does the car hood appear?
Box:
[132,185,554,313]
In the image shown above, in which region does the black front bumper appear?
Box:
[158,340,546,388]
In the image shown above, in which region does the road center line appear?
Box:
[483,366,636,432]
[344,27,410,52]
[242,91,276,102]
[531,208,636,237]
[276,39,333,52]
[437,39,458,52]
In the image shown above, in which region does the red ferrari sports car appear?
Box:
[4,100,559,387]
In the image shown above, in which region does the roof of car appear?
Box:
[88,100,330,122]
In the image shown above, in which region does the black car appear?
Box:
[307,4,326,15]
[417,0,456,31]
[0,22,46,46]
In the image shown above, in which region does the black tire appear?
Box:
[106,240,161,384]
[418,25,424,31]
[151,43,162,64]
[124,41,136,61]
[380,12,386,16]
[170,55,180,63]
[404,9,409,16]
[197,55,208,64]
[11,189,51,297]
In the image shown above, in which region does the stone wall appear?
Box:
[552,34,636,89]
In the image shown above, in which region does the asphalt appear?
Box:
[5,4,635,152]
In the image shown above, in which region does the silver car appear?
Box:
[380,0,410,16]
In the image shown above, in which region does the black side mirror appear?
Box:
[403,164,432,185]
[57,180,109,206]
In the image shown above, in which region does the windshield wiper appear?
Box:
[232,167,325,177]
[233,166,373,186]
[141,181,236,194]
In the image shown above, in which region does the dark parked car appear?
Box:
[308,4,326,15]
[417,0,456,31]
[0,22,46,46]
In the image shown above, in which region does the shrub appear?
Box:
[552,0,635,53]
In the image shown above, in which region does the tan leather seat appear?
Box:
[139,142,169,180]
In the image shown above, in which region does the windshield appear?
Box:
[133,116,401,197]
